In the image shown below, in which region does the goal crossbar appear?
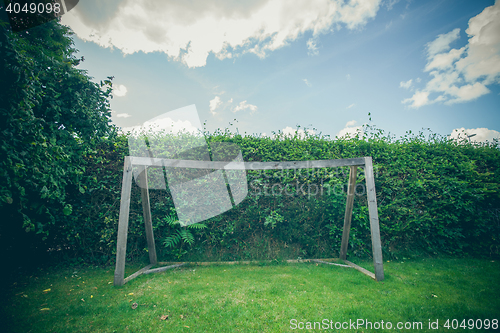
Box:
[114,156,384,285]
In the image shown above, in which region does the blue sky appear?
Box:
[61,0,500,142]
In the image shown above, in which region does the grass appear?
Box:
[3,258,500,332]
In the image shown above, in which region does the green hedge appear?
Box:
[3,126,498,266]
[40,127,499,264]
[0,20,116,270]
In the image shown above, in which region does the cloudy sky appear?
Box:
[61,0,500,142]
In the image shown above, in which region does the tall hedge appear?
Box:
[53,128,500,264]
[0,18,116,268]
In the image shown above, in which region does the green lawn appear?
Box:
[3,258,499,332]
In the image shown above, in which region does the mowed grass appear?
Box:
[3,258,499,332]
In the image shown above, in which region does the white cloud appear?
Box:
[280,126,316,138]
[346,103,355,109]
[120,105,203,136]
[456,3,500,85]
[116,113,132,118]
[113,84,128,97]
[303,79,312,87]
[336,124,364,139]
[306,37,319,56]
[144,117,200,134]
[232,100,257,113]
[399,79,412,89]
[426,28,461,57]
[119,125,141,133]
[449,127,500,143]
[346,74,351,80]
[209,96,222,115]
[209,96,236,114]
[403,2,500,108]
[111,110,132,118]
[446,82,490,104]
[424,47,465,72]
[384,0,400,11]
[402,90,430,108]
[62,0,381,68]
[336,120,365,139]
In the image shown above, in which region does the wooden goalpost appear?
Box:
[114,156,384,286]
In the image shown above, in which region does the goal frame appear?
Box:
[114,156,384,285]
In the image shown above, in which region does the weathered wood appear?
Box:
[344,260,376,280]
[312,259,352,268]
[364,156,384,281]
[138,168,157,265]
[114,157,134,286]
[340,165,357,260]
[123,264,154,284]
[129,157,366,170]
[114,155,385,285]
[143,263,186,275]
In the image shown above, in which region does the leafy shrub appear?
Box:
[46,126,500,264]
[0,19,116,268]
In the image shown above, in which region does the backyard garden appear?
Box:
[1,14,500,333]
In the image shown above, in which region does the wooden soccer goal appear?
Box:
[114,156,384,286]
